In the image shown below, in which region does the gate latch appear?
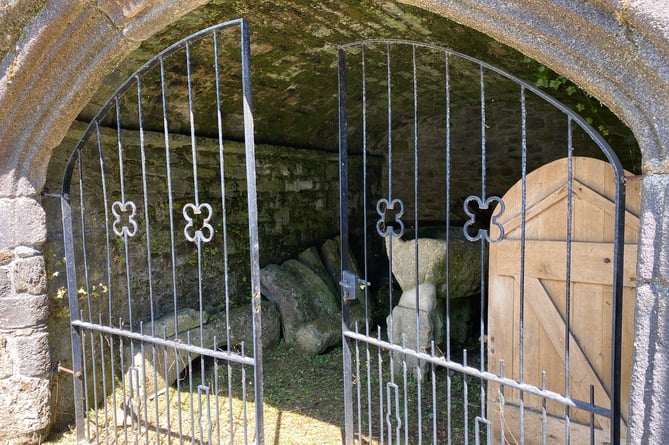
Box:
[340,270,369,301]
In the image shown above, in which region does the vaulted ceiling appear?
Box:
[76,1,536,151]
[69,0,637,173]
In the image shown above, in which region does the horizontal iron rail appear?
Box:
[71,319,255,366]
[343,328,611,418]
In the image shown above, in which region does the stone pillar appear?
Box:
[387,284,444,377]
[627,174,669,444]
[0,197,51,444]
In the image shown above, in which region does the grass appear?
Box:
[45,341,482,445]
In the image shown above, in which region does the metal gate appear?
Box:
[61,19,264,444]
[338,40,628,444]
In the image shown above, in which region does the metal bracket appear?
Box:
[339,270,369,301]
[56,361,82,379]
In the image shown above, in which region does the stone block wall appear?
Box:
[0,198,51,443]
[42,121,382,430]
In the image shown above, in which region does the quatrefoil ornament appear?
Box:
[111,200,138,237]
[463,195,505,243]
[376,198,404,238]
[183,202,214,243]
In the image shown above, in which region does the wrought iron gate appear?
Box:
[61,19,264,444]
[338,40,628,445]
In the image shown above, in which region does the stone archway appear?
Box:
[1,1,668,444]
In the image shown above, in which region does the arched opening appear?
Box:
[4,1,666,444]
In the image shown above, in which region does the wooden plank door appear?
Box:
[487,157,640,443]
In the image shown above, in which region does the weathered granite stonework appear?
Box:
[0,198,51,443]
[1,1,669,444]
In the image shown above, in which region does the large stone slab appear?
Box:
[297,246,339,297]
[295,305,367,355]
[124,304,280,401]
[215,302,281,351]
[260,263,320,341]
[282,259,339,317]
[321,237,363,300]
[385,228,482,300]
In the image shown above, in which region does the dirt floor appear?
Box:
[45,341,481,445]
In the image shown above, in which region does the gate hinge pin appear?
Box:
[57,363,82,378]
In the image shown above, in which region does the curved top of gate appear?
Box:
[61,18,251,196]
[338,38,625,180]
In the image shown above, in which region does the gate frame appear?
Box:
[337,39,627,445]
[61,18,264,444]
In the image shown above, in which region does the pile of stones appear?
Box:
[259,237,367,355]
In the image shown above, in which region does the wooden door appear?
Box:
[487,157,640,443]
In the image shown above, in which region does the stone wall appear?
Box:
[2,1,669,444]
[0,199,51,443]
[42,121,381,430]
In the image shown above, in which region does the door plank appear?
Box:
[523,275,611,428]
[495,240,637,288]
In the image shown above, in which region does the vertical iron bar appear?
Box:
[519,85,528,445]
[239,19,264,444]
[114,97,135,337]
[174,333,183,443]
[430,340,437,445]
[360,43,375,445]
[464,350,469,445]
[412,44,421,351]
[159,56,180,339]
[378,327,385,445]
[136,76,155,335]
[188,333,196,444]
[241,342,249,445]
[139,324,149,445]
[385,42,396,387]
[565,118,574,445]
[356,46,365,445]
[95,120,120,445]
[228,351,234,443]
[432,342,437,445]
[213,344,221,445]
[98,316,109,445]
[478,62,488,431]
[366,344,373,445]
[185,41,200,207]
[338,45,355,445]
[590,384,596,445]
[61,153,85,442]
[119,327,129,444]
[402,336,409,445]
[610,132,626,445]
[80,322,91,440]
[75,140,100,444]
[500,361,506,445]
[444,50,453,445]
[443,52,451,360]
[386,42,393,201]
[479,65,487,378]
[411,43,424,445]
[136,76,159,445]
[213,35,235,445]
[360,44,370,336]
[479,66,487,201]
[163,329,172,445]
[355,325,362,443]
